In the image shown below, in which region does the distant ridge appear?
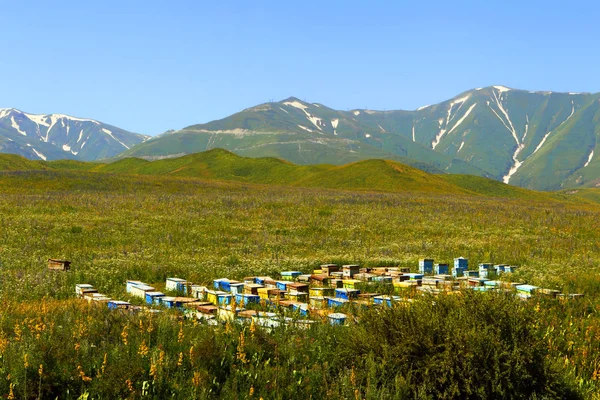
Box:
[0,108,148,161]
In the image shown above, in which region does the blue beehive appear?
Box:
[404,273,424,280]
[452,268,466,278]
[281,271,302,281]
[218,294,233,305]
[373,295,402,307]
[276,281,289,291]
[213,278,229,291]
[291,303,309,316]
[478,263,493,278]
[454,257,468,270]
[145,291,165,305]
[108,300,130,310]
[229,283,245,295]
[235,293,260,306]
[434,263,449,275]
[463,270,479,278]
[327,297,349,308]
[335,288,360,300]
[419,259,434,274]
[328,313,347,325]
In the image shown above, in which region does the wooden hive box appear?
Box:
[48,259,71,271]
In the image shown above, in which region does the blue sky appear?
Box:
[1,1,598,135]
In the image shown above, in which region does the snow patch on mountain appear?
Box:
[584,150,594,168]
[494,85,511,93]
[10,116,27,136]
[31,148,46,161]
[102,128,130,149]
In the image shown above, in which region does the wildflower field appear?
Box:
[1,169,600,398]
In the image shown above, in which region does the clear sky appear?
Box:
[1,1,599,135]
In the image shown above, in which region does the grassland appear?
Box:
[1,153,600,398]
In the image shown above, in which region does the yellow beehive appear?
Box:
[343,279,362,289]
[313,269,323,274]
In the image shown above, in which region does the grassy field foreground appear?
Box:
[0,168,600,398]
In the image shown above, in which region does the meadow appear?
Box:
[1,167,600,398]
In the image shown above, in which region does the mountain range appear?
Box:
[119,86,600,191]
[3,86,600,191]
[0,108,148,161]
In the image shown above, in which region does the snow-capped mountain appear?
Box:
[121,87,600,191]
[0,108,148,161]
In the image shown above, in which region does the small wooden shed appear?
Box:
[48,259,71,271]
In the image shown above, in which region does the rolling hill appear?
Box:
[0,149,593,203]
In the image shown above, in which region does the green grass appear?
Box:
[1,151,600,397]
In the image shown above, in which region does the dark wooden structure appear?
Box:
[48,259,71,271]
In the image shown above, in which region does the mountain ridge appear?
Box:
[121,86,600,190]
[0,108,149,161]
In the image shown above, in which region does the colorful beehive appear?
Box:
[254,276,271,285]
[287,291,308,302]
[342,265,360,278]
[454,257,468,269]
[217,293,233,306]
[422,277,441,287]
[516,284,538,294]
[357,293,379,304]
[235,293,260,306]
[126,280,145,293]
[129,284,155,299]
[166,278,188,293]
[419,259,434,274]
[48,259,71,271]
[504,266,517,273]
[244,284,263,295]
[263,278,278,288]
[287,282,309,293]
[467,278,488,287]
[212,278,228,290]
[243,277,258,284]
[335,288,360,300]
[327,313,347,325]
[291,303,309,316]
[354,273,374,282]
[229,283,245,295]
[217,306,238,322]
[309,287,335,297]
[309,274,330,286]
[75,284,95,297]
[373,295,402,307]
[342,279,362,289]
[257,288,281,300]
[320,264,339,276]
[393,281,418,294]
[297,274,312,282]
[403,273,424,281]
[462,270,479,278]
[280,271,302,281]
[329,279,344,288]
[206,290,226,305]
[108,300,130,310]
[434,264,449,275]
[198,304,218,315]
[483,280,501,288]
[313,269,323,274]
[478,263,493,278]
[372,276,393,283]
[191,285,208,300]
[90,294,111,303]
[276,281,290,291]
[309,296,327,309]
[145,291,165,305]
[493,265,507,274]
[327,297,349,308]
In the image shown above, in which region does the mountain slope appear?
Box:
[0,108,149,161]
[121,88,600,190]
